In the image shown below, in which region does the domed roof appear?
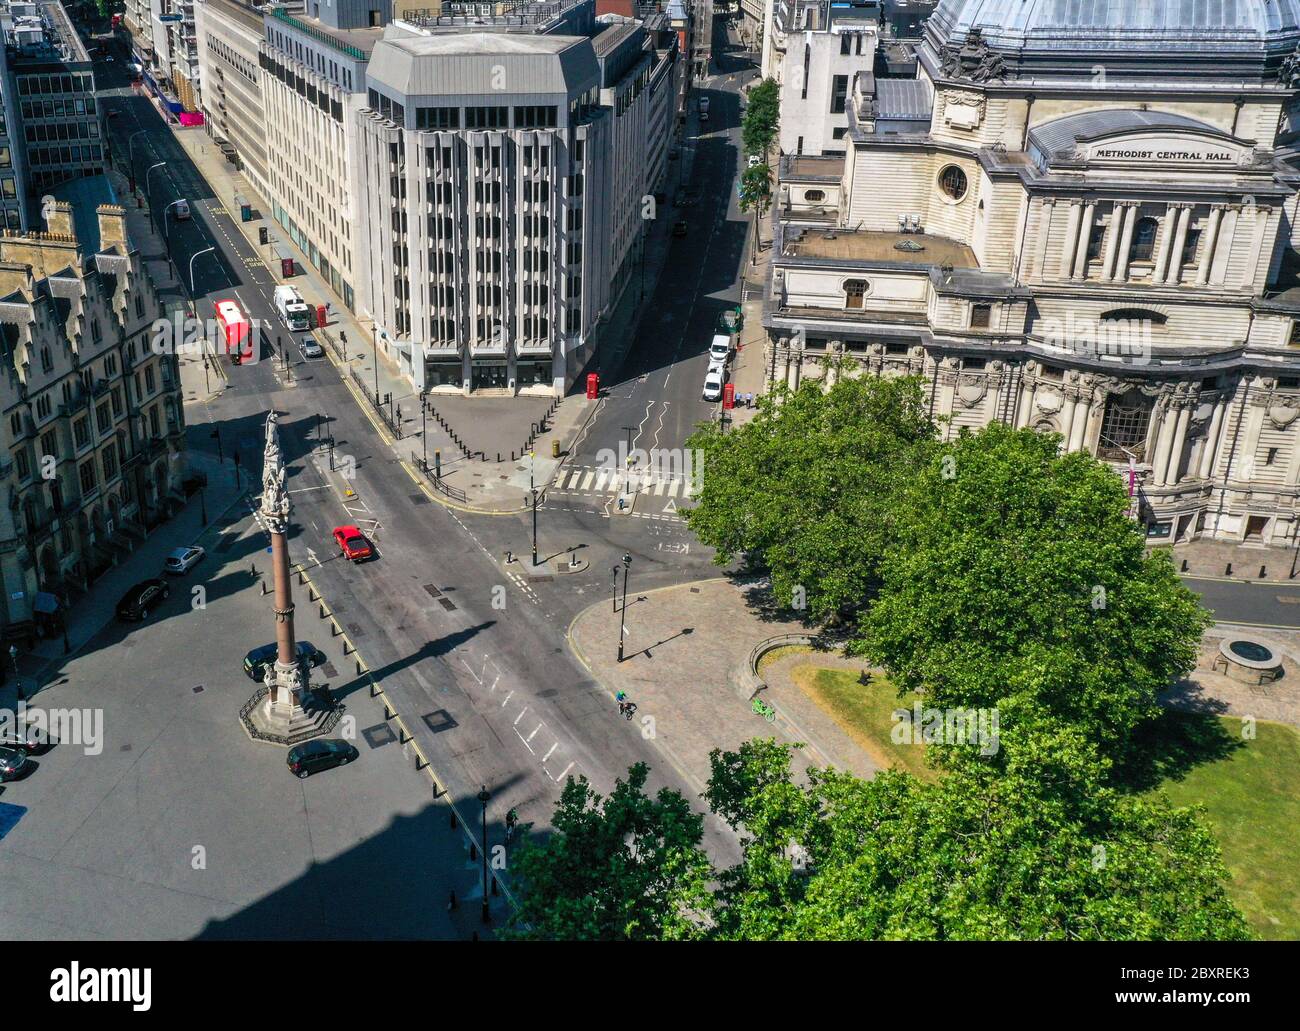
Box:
[924,0,1300,83]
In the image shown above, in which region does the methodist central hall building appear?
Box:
[766,0,1300,547]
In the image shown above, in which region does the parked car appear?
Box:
[703,363,726,402]
[709,333,732,363]
[243,641,327,681]
[115,579,169,622]
[286,738,357,779]
[299,334,323,359]
[332,525,374,562]
[164,545,205,575]
[0,746,29,782]
[0,723,48,756]
[172,199,191,221]
[673,220,689,238]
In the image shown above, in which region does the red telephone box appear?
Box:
[722,382,735,410]
[586,372,599,399]
[315,304,328,328]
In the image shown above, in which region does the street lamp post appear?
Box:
[611,565,619,613]
[372,335,380,407]
[477,785,491,924]
[144,160,167,230]
[8,645,21,702]
[189,245,216,295]
[531,487,539,567]
[617,552,631,663]
[420,393,427,469]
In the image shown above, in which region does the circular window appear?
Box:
[938,165,968,202]
[804,189,826,203]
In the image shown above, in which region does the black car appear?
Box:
[115,579,169,622]
[0,745,30,782]
[0,723,48,756]
[243,641,327,681]
[286,738,357,779]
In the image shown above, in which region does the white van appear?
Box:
[172,199,191,221]
[702,362,726,402]
[709,333,732,363]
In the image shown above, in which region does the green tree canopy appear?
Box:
[503,763,712,940]
[857,422,1211,760]
[741,78,780,158]
[704,736,1248,941]
[685,373,938,622]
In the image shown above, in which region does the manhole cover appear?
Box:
[362,723,397,748]
[120,744,132,752]
[422,709,458,733]
[438,597,457,611]
[322,664,338,678]
[424,584,443,598]
[347,623,366,637]
[689,587,701,593]
[192,685,204,693]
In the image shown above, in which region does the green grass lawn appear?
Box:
[788,666,1300,939]
[789,665,938,782]
[1148,714,1300,941]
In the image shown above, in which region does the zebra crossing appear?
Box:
[547,465,698,500]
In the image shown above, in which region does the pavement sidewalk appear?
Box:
[567,577,875,794]
[1158,537,1300,584]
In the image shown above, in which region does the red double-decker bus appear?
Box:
[214,299,253,364]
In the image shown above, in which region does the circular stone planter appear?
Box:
[1212,638,1285,686]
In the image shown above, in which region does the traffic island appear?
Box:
[239,682,345,747]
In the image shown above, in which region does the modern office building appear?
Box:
[777,4,878,156]
[0,202,188,630]
[194,0,271,199]
[764,0,1300,547]
[0,0,103,223]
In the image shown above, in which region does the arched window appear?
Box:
[843,279,869,309]
[804,189,825,203]
[1129,217,1158,263]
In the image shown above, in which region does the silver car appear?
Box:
[299,334,324,359]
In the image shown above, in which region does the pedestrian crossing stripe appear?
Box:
[553,467,696,497]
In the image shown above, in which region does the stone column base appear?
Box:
[239,685,343,747]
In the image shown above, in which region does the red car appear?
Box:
[332,525,373,561]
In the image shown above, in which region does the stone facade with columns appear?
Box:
[763,0,1300,546]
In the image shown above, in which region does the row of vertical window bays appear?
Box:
[14,72,95,97]
[259,49,344,123]
[413,177,584,205]
[395,312,584,342]
[19,97,98,120]
[390,209,585,238]
[11,399,174,501]
[393,276,582,308]
[16,345,171,432]
[369,91,599,132]
[21,119,101,144]
[385,138,585,178]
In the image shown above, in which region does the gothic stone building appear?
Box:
[765,0,1300,546]
[0,202,186,630]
